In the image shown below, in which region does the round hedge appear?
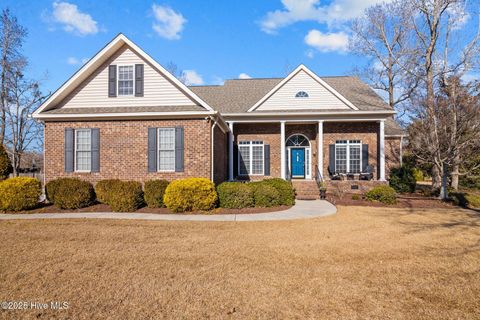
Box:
[365,185,397,205]
[252,183,281,207]
[144,179,169,208]
[217,182,254,209]
[164,178,217,212]
[261,178,295,206]
[95,179,122,204]
[0,177,41,211]
[108,181,144,212]
[45,178,95,209]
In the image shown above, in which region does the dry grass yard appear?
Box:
[1,206,479,319]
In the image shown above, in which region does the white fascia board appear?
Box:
[223,110,396,117]
[33,34,214,117]
[247,64,360,112]
[34,111,215,121]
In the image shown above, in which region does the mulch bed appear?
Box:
[327,193,457,209]
[1,202,292,215]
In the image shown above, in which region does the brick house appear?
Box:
[33,34,403,196]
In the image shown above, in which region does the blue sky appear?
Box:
[2,0,477,95]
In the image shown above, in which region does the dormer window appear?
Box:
[295,91,309,98]
[118,65,134,96]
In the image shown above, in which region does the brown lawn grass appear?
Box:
[0,206,479,319]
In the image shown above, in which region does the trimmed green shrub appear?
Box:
[252,183,281,207]
[351,194,360,200]
[144,179,169,208]
[217,182,254,209]
[466,194,480,208]
[108,181,144,212]
[261,178,295,206]
[0,177,41,211]
[164,178,217,212]
[365,185,397,205]
[45,178,95,209]
[95,179,122,204]
[412,168,425,182]
[459,176,480,190]
[389,166,416,193]
[0,145,12,180]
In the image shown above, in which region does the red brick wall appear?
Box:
[385,136,402,176]
[213,125,228,184]
[44,119,212,184]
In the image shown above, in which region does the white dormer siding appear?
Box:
[254,70,352,111]
[58,45,197,108]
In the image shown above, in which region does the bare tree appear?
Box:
[409,76,480,199]
[4,68,45,176]
[349,0,419,110]
[0,9,27,145]
[165,61,187,84]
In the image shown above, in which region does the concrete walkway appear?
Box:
[0,200,336,222]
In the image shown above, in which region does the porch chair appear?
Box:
[328,166,341,180]
[359,165,374,181]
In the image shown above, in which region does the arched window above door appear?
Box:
[286,134,310,147]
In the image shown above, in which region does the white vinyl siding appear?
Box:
[58,45,197,108]
[238,141,264,175]
[157,128,175,171]
[335,140,362,174]
[75,129,91,172]
[256,70,351,111]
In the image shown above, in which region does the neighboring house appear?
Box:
[33,34,403,196]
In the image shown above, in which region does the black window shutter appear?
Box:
[329,144,335,173]
[362,144,369,172]
[108,65,117,97]
[148,128,157,172]
[233,143,238,178]
[175,127,184,172]
[91,129,100,172]
[135,64,144,97]
[264,144,270,176]
[65,128,74,172]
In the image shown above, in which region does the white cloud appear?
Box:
[305,49,315,58]
[51,2,98,36]
[66,56,88,65]
[238,73,252,79]
[260,0,389,33]
[304,30,349,53]
[151,4,186,40]
[183,70,204,85]
[66,57,79,65]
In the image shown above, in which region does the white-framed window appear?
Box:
[238,141,264,175]
[335,140,362,174]
[295,91,309,98]
[75,129,91,172]
[118,65,134,96]
[158,128,175,171]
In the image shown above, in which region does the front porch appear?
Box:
[227,119,389,185]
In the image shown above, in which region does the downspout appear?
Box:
[209,115,219,182]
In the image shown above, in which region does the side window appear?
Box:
[75,129,92,172]
[157,128,176,171]
[118,65,134,96]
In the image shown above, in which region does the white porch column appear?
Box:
[318,121,323,179]
[280,121,286,179]
[379,120,386,181]
[228,122,234,181]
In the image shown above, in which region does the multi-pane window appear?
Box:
[238,141,264,175]
[158,128,175,171]
[335,140,361,174]
[295,91,309,98]
[118,65,134,95]
[75,129,91,171]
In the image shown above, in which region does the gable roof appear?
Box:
[248,65,359,112]
[33,34,214,117]
[190,75,392,113]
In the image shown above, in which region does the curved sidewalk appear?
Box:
[0,200,336,222]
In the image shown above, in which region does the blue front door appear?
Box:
[291,148,305,178]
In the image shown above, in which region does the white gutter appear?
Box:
[222,110,396,117]
[33,111,216,121]
[209,116,219,182]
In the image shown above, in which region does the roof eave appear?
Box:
[34,111,216,121]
